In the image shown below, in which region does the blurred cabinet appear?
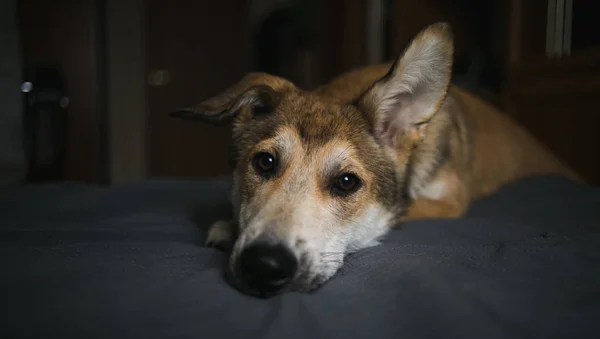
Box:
[504,0,600,185]
[145,0,249,178]
[18,0,105,183]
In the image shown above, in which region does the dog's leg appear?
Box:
[205,220,237,251]
[400,167,470,222]
[399,197,468,222]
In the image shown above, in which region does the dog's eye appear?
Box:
[252,152,277,177]
[332,173,361,196]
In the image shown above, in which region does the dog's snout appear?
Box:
[237,238,298,295]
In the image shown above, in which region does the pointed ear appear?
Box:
[358,22,454,148]
[169,72,295,125]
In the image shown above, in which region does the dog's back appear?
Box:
[314,63,582,200]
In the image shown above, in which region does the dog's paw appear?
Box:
[205,220,235,251]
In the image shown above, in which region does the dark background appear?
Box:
[11,0,600,186]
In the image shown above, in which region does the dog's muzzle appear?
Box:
[233,235,298,297]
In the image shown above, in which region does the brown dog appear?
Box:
[170,23,581,297]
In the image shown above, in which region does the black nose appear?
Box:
[237,239,298,295]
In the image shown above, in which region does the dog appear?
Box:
[169,23,581,297]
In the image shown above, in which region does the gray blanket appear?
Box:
[1,175,599,339]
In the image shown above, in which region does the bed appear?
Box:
[1,175,599,339]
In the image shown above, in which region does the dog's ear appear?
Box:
[358,22,454,149]
[169,72,295,125]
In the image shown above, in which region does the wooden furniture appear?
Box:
[145,0,249,179]
[504,0,600,185]
[18,0,106,183]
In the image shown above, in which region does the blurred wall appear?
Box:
[107,0,147,184]
[0,0,26,187]
[19,0,105,184]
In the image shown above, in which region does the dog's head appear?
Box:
[170,23,454,297]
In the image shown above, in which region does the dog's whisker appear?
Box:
[320,255,343,259]
[317,261,345,268]
[318,261,340,266]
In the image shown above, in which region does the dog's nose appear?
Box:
[237,239,298,295]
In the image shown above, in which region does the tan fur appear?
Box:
[169,22,583,295]
[324,67,581,220]
[314,40,580,221]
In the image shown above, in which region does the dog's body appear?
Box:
[170,23,581,297]
[314,63,581,221]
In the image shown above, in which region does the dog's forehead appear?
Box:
[273,125,356,167]
[275,93,370,149]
